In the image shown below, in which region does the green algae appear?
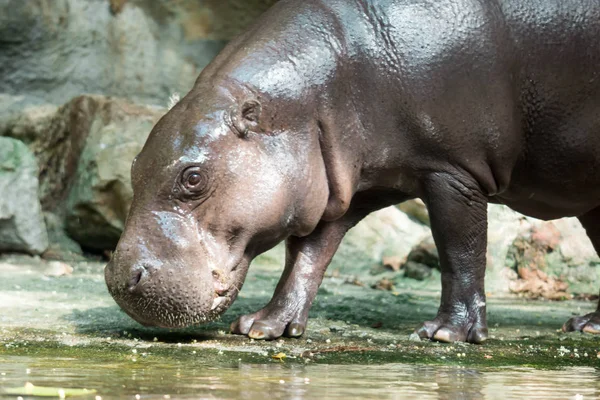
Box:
[1,327,599,370]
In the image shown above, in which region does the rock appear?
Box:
[2,96,109,210]
[64,97,166,250]
[403,261,433,281]
[408,332,423,342]
[43,261,73,277]
[0,137,48,254]
[552,218,597,264]
[0,95,163,254]
[382,255,405,272]
[405,236,439,271]
[333,206,431,275]
[0,96,58,144]
[382,204,599,294]
[2,95,165,216]
[41,212,85,262]
[504,218,600,299]
[0,0,278,107]
[496,209,599,295]
[372,277,395,291]
[531,223,561,250]
[505,222,572,300]
[109,0,128,15]
[2,94,165,252]
[509,268,571,301]
[397,199,429,225]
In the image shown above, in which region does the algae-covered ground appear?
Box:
[0,252,599,398]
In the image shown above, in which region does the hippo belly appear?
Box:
[493,125,600,220]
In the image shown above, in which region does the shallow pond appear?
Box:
[0,355,598,399]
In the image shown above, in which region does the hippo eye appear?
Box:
[179,167,209,199]
[187,173,202,187]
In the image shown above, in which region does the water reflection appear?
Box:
[0,356,597,399]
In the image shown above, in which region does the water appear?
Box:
[0,356,598,399]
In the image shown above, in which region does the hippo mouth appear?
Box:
[110,284,241,329]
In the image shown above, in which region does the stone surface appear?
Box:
[485,205,598,294]
[0,0,277,108]
[405,236,439,271]
[2,95,110,210]
[397,199,430,225]
[1,95,166,216]
[505,223,571,300]
[42,211,85,261]
[64,97,166,250]
[1,94,165,251]
[403,261,433,281]
[371,204,599,295]
[0,96,58,145]
[0,137,48,254]
[333,206,432,276]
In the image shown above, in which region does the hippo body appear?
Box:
[105,0,600,343]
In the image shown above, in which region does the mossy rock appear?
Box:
[0,137,48,254]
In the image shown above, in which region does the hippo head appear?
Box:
[104,85,331,328]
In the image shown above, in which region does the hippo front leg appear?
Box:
[416,172,489,344]
[230,219,353,340]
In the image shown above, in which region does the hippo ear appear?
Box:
[241,100,261,123]
[230,100,261,138]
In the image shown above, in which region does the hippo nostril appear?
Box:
[128,267,146,291]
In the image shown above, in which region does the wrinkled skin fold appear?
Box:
[105,0,600,343]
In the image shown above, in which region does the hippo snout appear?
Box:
[104,242,229,328]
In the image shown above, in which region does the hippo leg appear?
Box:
[230,219,356,340]
[563,208,600,334]
[230,193,396,340]
[416,172,489,344]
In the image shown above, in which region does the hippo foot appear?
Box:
[230,306,307,340]
[562,311,600,334]
[415,311,488,344]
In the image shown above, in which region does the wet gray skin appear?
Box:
[106,0,600,342]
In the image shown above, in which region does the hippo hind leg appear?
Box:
[563,207,600,334]
[415,172,489,344]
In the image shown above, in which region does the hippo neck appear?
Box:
[202,0,411,216]
[313,54,416,218]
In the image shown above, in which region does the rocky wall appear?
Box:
[0,0,277,108]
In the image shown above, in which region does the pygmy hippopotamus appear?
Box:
[104,0,600,343]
